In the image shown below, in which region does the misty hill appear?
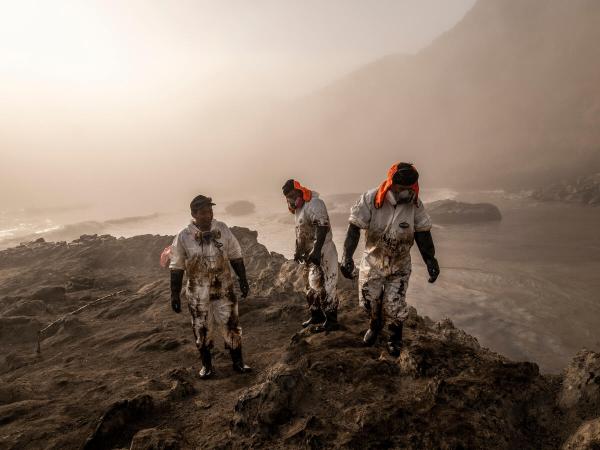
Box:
[264,0,600,191]
[1,231,600,448]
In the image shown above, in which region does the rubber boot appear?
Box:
[198,346,214,379]
[314,309,339,333]
[302,308,325,328]
[363,314,382,346]
[386,322,403,357]
[230,346,252,374]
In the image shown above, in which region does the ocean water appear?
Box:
[1,188,599,373]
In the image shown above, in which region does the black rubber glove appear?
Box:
[426,258,440,283]
[341,224,360,279]
[293,242,305,264]
[414,230,440,283]
[230,258,250,298]
[170,269,184,313]
[306,225,328,266]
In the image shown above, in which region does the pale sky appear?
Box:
[0,0,477,210]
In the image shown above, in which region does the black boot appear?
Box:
[302,308,325,328]
[198,346,213,379]
[314,309,339,333]
[363,328,379,346]
[363,315,382,346]
[230,346,252,374]
[386,322,403,357]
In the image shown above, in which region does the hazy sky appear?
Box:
[0,0,476,210]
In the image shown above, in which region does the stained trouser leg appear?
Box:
[359,275,384,345]
[314,242,340,332]
[215,294,251,373]
[189,298,213,379]
[303,264,325,328]
[382,265,411,357]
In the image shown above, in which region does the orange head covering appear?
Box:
[283,179,312,213]
[374,163,420,209]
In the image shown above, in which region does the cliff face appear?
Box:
[259,0,600,191]
[0,230,598,449]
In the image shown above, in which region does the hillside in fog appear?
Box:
[261,0,600,191]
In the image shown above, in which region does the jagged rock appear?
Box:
[129,428,181,450]
[562,418,600,450]
[83,394,155,450]
[434,317,482,351]
[232,363,307,434]
[167,368,196,401]
[427,199,502,224]
[225,200,256,216]
[559,350,600,419]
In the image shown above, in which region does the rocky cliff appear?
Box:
[0,229,598,449]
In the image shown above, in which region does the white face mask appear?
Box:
[395,189,415,204]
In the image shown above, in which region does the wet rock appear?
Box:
[65,276,95,292]
[3,299,49,317]
[83,394,155,450]
[136,335,182,352]
[562,418,600,450]
[427,199,502,224]
[31,286,66,302]
[129,428,182,450]
[233,363,307,434]
[0,382,35,406]
[0,316,43,343]
[0,400,50,426]
[559,350,600,419]
[225,200,256,216]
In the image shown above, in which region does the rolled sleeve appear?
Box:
[414,199,432,232]
[169,233,187,270]
[349,193,372,229]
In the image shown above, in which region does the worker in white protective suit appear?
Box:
[282,179,339,332]
[340,163,440,356]
[169,195,251,379]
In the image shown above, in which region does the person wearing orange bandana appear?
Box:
[340,163,440,356]
[282,179,340,332]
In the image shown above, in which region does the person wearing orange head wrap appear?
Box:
[282,179,340,332]
[340,163,440,356]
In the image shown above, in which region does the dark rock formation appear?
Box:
[532,173,600,206]
[427,199,502,224]
[225,200,256,216]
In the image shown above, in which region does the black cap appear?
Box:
[282,179,296,195]
[190,195,215,211]
[392,163,419,186]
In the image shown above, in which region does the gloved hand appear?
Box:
[171,294,182,313]
[239,278,250,298]
[306,248,322,266]
[293,249,305,264]
[340,258,355,279]
[426,258,440,283]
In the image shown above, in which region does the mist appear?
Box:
[0,0,479,213]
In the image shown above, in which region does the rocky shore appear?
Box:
[0,229,598,449]
[532,173,600,206]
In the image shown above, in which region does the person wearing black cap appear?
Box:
[282,179,340,332]
[339,163,440,356]
[169,194,251,379]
